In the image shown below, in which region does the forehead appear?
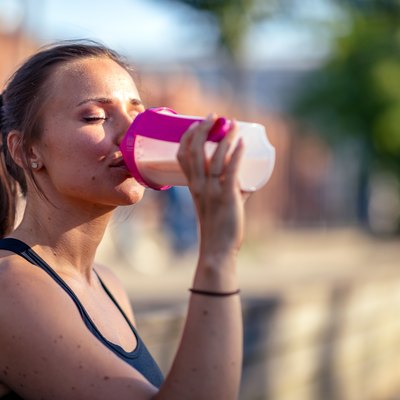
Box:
[47,57,139,104]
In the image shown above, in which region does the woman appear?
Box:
[0,41,246,399]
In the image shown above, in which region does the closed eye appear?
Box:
[83,116,108,123]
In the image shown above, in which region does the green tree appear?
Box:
[292,1,400,226]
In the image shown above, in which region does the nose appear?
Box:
[115,111,134,146]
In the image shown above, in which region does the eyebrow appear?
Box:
[76,97,143,107]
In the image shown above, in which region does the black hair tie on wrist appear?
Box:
[189,288,240,297]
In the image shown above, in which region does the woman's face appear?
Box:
[36,57,146,208]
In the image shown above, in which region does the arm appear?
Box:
[155,116,246,400]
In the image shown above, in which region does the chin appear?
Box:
[116,182,146,205]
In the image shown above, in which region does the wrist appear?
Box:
[193,251,239,292]
[189,288,240,297]
[199,247,238,271]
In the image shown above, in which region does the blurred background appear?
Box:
[2,0,400,399]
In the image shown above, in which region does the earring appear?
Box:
[31,161,39,169]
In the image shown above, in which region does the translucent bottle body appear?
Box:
[120,109,276,192]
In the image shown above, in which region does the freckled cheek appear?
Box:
[54,138,110,164]
[78,133,113,160]
[43,121,111,151]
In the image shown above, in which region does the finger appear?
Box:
[208,121,238,194]
[177,121,199,179]
[208,120,238,177]
[224,137,244,188]
[187,114,216,180]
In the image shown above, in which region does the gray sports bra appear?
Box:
[0,238,164,398]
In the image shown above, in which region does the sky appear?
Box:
[0,0,344,66]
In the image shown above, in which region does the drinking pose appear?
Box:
[0,41,247,399]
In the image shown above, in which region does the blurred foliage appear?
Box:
[155,0,289,64]
[338,0,400,13]
[292,0,400,177]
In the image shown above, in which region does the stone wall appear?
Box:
[135,275,400,400]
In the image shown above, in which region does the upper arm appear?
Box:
[0,257,156,400]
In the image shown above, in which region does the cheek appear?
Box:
[76,134,111,162]
[42,127,111,166]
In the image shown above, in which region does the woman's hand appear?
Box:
[177,115,248,262]
[165,115,245,400]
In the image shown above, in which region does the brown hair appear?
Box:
[0,40,134,238]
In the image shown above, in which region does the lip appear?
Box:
[109,156,128,169]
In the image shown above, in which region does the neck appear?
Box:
[12,195,114,281]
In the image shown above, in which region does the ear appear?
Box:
[7,130,43,171]
[7,130,24,168]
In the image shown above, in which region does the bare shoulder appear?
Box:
[95,263,136,324]
[0,250,69,309]
[0,250,51,297]
[0,251,82,344]
[0,253,155,399]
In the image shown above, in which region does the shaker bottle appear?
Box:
[120,107,275,192]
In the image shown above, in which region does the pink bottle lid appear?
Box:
[120,107,231,190]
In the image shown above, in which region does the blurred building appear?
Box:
[138,60,351,235]
[0,31,38,88]
[0,29,360,238]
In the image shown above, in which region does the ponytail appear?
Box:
[0,93,18,238]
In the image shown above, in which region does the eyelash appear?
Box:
[82,109,140,124]
[83,116,108,123]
